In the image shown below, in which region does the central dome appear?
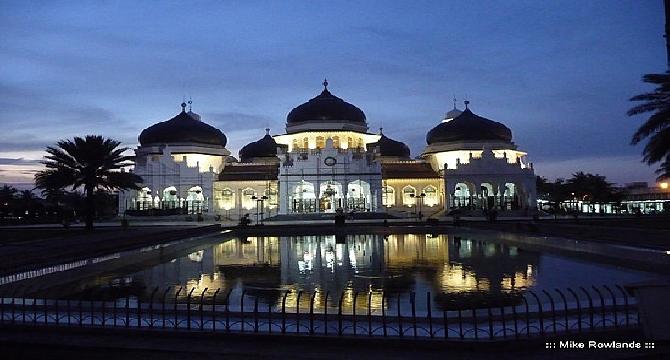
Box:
[286,81,367,133]
[426,107,512,145]
[139,104,227,147]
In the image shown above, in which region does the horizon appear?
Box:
[0,1,665,187]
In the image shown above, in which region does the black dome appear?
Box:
[239,131,281,162]
[368,133,410,158]
[426,108,512,145]
[287,88,366,125]
[139,106,227,147]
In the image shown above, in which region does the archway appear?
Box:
[382,185,396,207]
[480,183,496,210]
[292,180,316,213]
[423,185,439,207]
[163,186,179,209]
[319,181,343,213]
[186,186,205,214]
[453,182,472,208]
[503,183,520,210]
[348,180,371,211]
[137,187,152,210]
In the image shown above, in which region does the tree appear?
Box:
[628,72,670,181]
[34,135,143,230]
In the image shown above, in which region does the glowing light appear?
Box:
[660,182,669,190]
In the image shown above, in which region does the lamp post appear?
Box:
[252,195,269,225]
[410,192,426,221]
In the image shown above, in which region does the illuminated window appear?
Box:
[302,137,309,149]
[265,188,278,209]
[382,186,395,207]
[292,139,299,151]
[424,185,438,207]
[332,136,340,148]
[347,137,353,149]
[242,188,257,209]
[402,186,416,206]
[221,188,235,210]
[316,136,325,149]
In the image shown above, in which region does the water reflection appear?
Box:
[94,234,539,311]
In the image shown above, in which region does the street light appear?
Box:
[409,192,426,221]
[251,195,269,225]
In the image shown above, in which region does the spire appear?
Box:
[379,127,383,135]
[265,128,270,136]
[464,100,470,110]
[453,95,457,109]
[188,97,193,112]
[322,78,329,90]
[180,101,187,113]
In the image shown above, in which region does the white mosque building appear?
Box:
[118,81,536,220]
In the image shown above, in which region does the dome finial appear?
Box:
[379,127,383,135]
[180,101,187,113]
[464,100,470,109]
[188,96,193,112]
[322,78,329,90]
[265,127,270,135]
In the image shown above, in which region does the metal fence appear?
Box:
[0,285,637,340]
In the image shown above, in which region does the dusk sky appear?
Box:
[0,0,665,187]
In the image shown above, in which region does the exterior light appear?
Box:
[660,182,669,190]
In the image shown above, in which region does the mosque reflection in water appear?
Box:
[128,234,538,312]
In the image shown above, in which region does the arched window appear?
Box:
[382,186,396,207]
[292,139,299,151]
[332,136,340,148]
[302,137,309,149]
[347,137,353,149]
[423,185,438,207]
[316,136,325,149]
[221,188,235,210]
[242,188,257,210]
[402,186,416,206]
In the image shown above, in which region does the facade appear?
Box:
[119,82,537,220]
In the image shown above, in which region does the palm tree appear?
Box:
[34,135,143,230]
[628,72,670,180]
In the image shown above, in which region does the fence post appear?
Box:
[186,287,195,330]
[500,305,506,339]
[296,291,303,334]
[124,296,129,328]
[458,308,464,339]
[472,307,478,340]
[281,290,288,334]
[527,290,543,335]
[542,290,557,334]
[427,292,433,338]
[200,288,208,331]
[161,287,171,329]
[225,289,233,332]
[487,305,494,340]
[615,285,629,328]
[352,291,358,336]
[512,302,518,339]
[397,293,403,338]
[338,291,344,336]
[603,285,618,329]
[253,296,259,333]
[411,292,417,338]
[212,288,220,332]
[554,289,569,333]
[592,286,606,329]
[521,296,530,337]
[381,292,387,337]
[367,291,373,337]
[567,288,582,333]
[309,291,316,335]
[149,287,158,328]
[240,289,246,332]
[324,291,329,336]
[579,287,594,331]
[174,287,183,329]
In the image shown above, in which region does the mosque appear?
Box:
[118,81,537,221]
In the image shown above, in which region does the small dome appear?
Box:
[368,133,411,159]
[139,104,227,147]
[426,107,512,145]
[444,108,463,120]
[287,86,366,126]
[239,130,282,162]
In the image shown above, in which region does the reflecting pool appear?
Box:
[3,233,661,313]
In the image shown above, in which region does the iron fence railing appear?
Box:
[0,285,637,340]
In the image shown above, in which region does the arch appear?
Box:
[332,136,340,148]
[186,186,205,214]
[291,139,299,151]
[382,185,396,207]
[319,181,343,212]
[453,182,472,208]
[502,183,519,210]
[292,180,316,213]
[221,187,235,210]
[137,187,153,210]
[348,180,371,211]
[347,137,353,149]
[302,137,309,149]
[480,182,496,210]
[402,185,417,206]
[423,185,439,207]
[241,187,257,210]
